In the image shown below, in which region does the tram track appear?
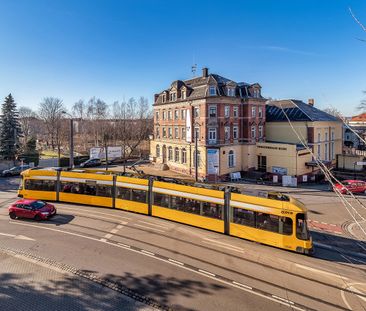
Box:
[4,209,365,310]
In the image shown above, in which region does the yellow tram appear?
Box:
[18,168,313,254]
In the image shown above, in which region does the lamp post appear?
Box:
[62,111,74,169]
[194,122,200,182]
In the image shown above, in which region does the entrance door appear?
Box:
[257,156,267,172]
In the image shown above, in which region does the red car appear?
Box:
[333,180,366,194]
[9,199,57,220]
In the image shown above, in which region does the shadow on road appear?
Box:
[14,214,75,226]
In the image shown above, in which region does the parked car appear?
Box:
[333,180,366,194]
[79,158,102,168]
[8,199,57,220]
[1,165,30,177]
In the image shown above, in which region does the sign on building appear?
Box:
[272,166,288,175]
[90,147,122,160]
[207,149,219,174]
[186,109,192,143]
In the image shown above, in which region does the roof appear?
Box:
[350,113,366,122]
[266,99,340,122]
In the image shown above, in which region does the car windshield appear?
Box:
[30,201,46,209]
[9,167,19,171]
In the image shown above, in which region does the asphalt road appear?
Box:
[0,177,366,311]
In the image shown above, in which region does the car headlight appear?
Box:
[41,212,50,215]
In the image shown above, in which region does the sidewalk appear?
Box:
[0,247,159,311]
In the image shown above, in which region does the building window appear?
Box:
[194,107,200,118]
[156,127,160,138]
[162,111,167,120]
[209,128,217,142]
[193,150,201,168]
[181,90,186,100]
[325,133,328,142]
[258,125,263,138]
[174,127,179,139]
[181,127,186,140]
[174,110,179,120]
[156,145,160,158]
[331,131,335,141]
[251,106,256,118]
[168,147,173,161]
[317,144,321,159]
[224,106,230,118]
[318,133,321,142]
[233,106,238,118]
[162,94,166,103]
[162,127,167,138]
[168,127,172,138]
[175,147,179,162]
[181,109,186,120]
[155,111,159,121]
[170,92,176,101]
[258,107,263,118]
[253,89,260,98]
[225,126,230,140]
[209,106,217,118]
[325,143,328,161]
[228,150,235,168]
[227,87,235,97]
[233,126,238,140]
[194,127,200,140]
[331,142,335,160]
[182,148,187,164]
[209,86,216,96]
[251,126,256,139]
[168,110,172,120]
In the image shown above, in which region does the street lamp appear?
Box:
[62,111,74,169]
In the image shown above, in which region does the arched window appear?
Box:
[175,147,179,162]
[168,146,173,161]
[181,148,187,164]
[156,145,160,158]
[228,150,235,168]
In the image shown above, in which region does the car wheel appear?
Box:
[9,212,17,219]
[34,214,42,221]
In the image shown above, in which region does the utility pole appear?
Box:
[195,127,198,182]
[70,118,74,169]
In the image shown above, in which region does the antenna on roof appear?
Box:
[191,64,197,77]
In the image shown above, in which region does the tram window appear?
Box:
[201,202,223,219]
[97,185,112,197]
[171,196,185,210]
[180,198,201,215]
[153,192,170,208]
[296,213,310,240]
[61,182,96,195]
[233,208,255,227]
[256,213,279,233]
[117,187,131,200]
[279,217,293,235]
[131,189,147,203]
[25,180,56,191]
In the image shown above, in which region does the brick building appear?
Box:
[150,68,266,181]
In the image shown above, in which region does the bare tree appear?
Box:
[38,97,65,151]
[86,97,108,146]
[323,107,343,119]
[18,107,37,144]
[72,99,88,151]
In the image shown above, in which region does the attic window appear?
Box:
[227,87,235,97]
[253,89,260,98]
[209,86,216,96]
[181,90,186,100]
[162,94,166,103]
[170,92,176,101]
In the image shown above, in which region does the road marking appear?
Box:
[118,243,131,248]
[168,258,184,265]
[104,233,113,239]
[232,281,252,290]
[198,269,216,277]
[272,295,294,304]
[110,229,119,234]
[0,232,35,241]
[100,238,107,242]
[202,238,244,252]
[357,242,366,252]
[133,223,166,233]
[295,263,349,280]
[59,206,131,220]
[341,282,366,310]
[138,220,170,229]
[141,250,155,256]
[8,220,308,311]
[350,286,366,302]
[116,224,124,229]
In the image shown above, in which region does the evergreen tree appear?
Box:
[0,94,22,160]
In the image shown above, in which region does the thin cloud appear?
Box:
[260,45,318,56]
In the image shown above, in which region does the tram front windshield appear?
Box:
[296,213,310,240]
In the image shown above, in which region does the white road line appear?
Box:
[202,238,244,251]
[110,229,119,234]
[116,224,124,229]
[0,232,35,241]
[350,286,366,302]
[201,240,245,254]
[8,220,306,310]
[168,259,184,265]
[141,250,155,256]
[104,233,113,239]
[100,238,107,242]
[232,281,252,290]
[138,220,171,229]
[133,223,166,233]
[272,295,294,304]
[118,243,131,248]
[295,263,349,280]
[357,242,366,252]
[198,269,216,277]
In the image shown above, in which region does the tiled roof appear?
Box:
[350,113,366,121]
[266,100,340,122]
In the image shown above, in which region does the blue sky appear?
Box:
[0,0,365,116]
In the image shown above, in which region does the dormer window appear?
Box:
[209,86,216,96]
[181,90,186,100]
[253,89,260,98]
[162,94,166,103]
[170,92,176,101]
[227,87,235,97]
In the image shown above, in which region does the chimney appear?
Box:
[308,98,314,106]
[202,67,208,78]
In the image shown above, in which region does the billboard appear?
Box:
[90,146,122,160]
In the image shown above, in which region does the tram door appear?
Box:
[257,156,267,172]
